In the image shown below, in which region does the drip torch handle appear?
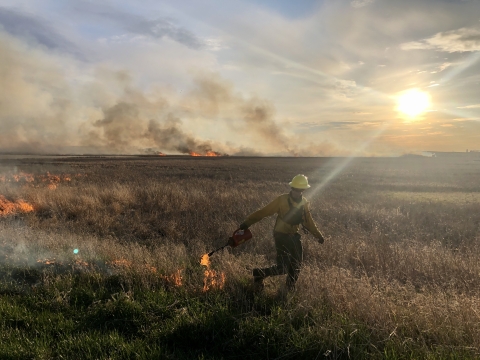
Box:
[207,243,229,257]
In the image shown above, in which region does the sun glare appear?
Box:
[396,89,431,118]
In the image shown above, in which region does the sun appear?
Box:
[396,89,431,118]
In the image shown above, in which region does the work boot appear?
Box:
[252,269,264,292]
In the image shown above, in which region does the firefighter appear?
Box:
[239,174,325,292]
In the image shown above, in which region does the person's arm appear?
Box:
[241,196,281,228]
[303,202,325,243]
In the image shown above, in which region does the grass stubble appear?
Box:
[0,155,480,359]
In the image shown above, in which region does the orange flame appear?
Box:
[161,269,183,287]
[74,259,89,267]
[200,254,226,291]
[109,259,133,268]
[0,195,34,216]
[0,172,82,189]
[16,200,34,213]
[12,172,35,182]
[205,151,221,157]
[189,151,221,157]
[37,258,57,265]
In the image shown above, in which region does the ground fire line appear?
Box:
[0,172,85,190]
[0,195,34,216]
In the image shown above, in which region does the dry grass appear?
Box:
[1,155,480,358]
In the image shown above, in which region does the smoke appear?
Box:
[146,116,223,155]
[0,30,336,156]
[241,98,294,153]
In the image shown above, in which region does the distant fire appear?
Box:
[189,151,222,157]
[0,195,34,216]
[200,254,226,291]
[206,151,221,156]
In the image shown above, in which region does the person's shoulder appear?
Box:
[273,193,289,203]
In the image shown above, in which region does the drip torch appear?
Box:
[207,228,253,257]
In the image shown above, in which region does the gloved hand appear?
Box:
[317,235,325,244]
[239,223,249,230]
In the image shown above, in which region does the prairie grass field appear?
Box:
[1,154,480,359]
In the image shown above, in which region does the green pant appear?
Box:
[254,232,303,289]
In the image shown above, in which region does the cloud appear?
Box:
[73,1,204,50]
[457,104,480,109]
[350,0,375,8]
[0,7,80,55]
[401,26,480,53]
[298,121,361,132]
[430,62,452,73]
[126,18,204,49]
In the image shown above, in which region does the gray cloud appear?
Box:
[298,121,362,132]
[73,1,204,49]
[401,26,480,53]
[0,7,80,55]
[350,0,375,8]
[127,18,204,49]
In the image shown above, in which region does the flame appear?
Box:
[36,258,89,267]
[200,254,210,267]
[37,258,57,265]
[189,151,222,157]
[16,200,34,213]
[205,151,220,157]
[161,269,183,287]
[146,265,157,273]
[12,172,35,182]
[108,259,133,268]
[0,195,34,216]
[157,152,166,156]
[200,254,226,291]
[0,172,83,189]
[74,259,89,267]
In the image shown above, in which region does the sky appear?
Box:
[0,0,479,156]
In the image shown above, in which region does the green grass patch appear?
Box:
[1,266,477,359]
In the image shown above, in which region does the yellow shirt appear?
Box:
[243,193,324,239]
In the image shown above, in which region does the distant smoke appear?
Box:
[0,30,335,156]
[146,116,222,155]
[241,99,295,154]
